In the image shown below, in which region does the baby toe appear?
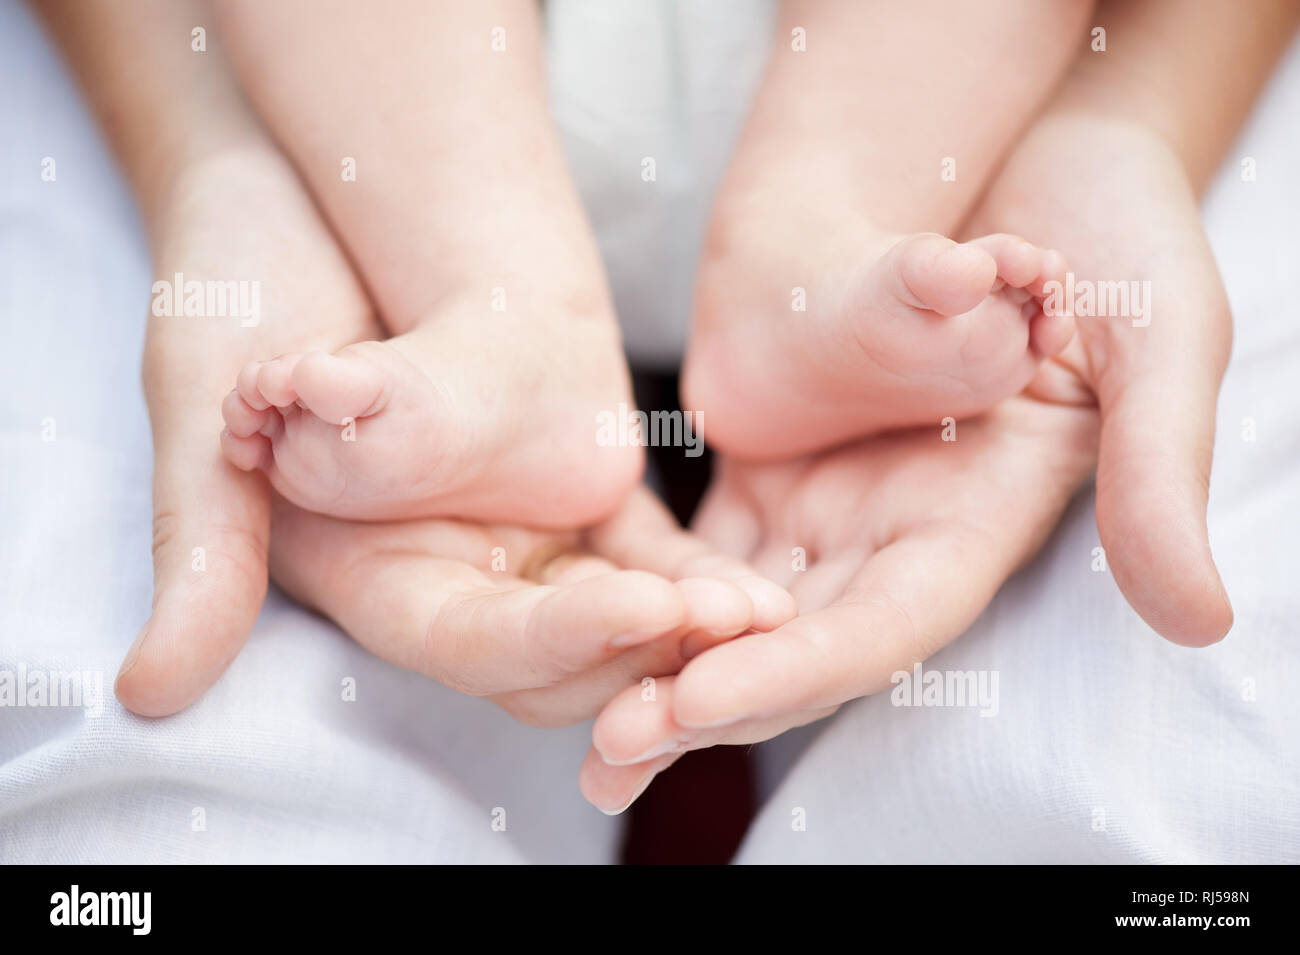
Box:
[255,354,305,408]
[1029,307,1075,358]
[292,349,392,425]
[236,360,271,411]
[221,389,271,438]
[1032,249,1070,300]
[972,233,1044,289]
[893,233,997,316]
[219,427,271,472]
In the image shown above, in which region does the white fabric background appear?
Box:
[547,0,775,368]
[1,0,1297,863]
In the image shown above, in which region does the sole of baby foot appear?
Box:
[686,229,1071,459]
[221,317,643,527]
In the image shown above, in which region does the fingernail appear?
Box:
[681,628,745,660]
[115,624,149,685]
[677,712,749,730]
[735,575,797,630]
[705,626,745,638]
[598,738,681,767]
[600,772,658,816]
[609,629,658,648]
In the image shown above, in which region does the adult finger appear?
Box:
[115,399,270,717]
[671,417,1091,728]
[580,676,836,813]
[1089,244,1234,646]
[666,531,1003,728]
[268,502,695,696]
[587,486,798,630]
[490,627,710,729]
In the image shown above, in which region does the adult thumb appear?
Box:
[115,420,270,716]
[1092,275,1233,647]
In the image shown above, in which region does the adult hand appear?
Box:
[266,486,796,729]
[115,149,383,716]
[117,148,794,723]
[580,396,1100,811]
[581,112,1243,811]
[959,113,1235,648]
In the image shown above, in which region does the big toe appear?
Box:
[291,347,394,425]
[891,233,998,316]
[969,233,1048,291]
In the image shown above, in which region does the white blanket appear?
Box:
[1,0,1297,863]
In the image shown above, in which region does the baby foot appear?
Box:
[686,228,1072,458]
[219,300,643,527]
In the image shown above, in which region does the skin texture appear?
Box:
[580,0,1299,812]
[212,0,644,528]
[269,487,797,728]
[38,0,794,719]
[688,225,1075,458]
[217,300,643,527]
[581,398,1100,809]
[34,0,389,716]
[683,0,1097,457]
[117,149,382,716]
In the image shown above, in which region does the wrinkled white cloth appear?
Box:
[1,0,1297,864]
